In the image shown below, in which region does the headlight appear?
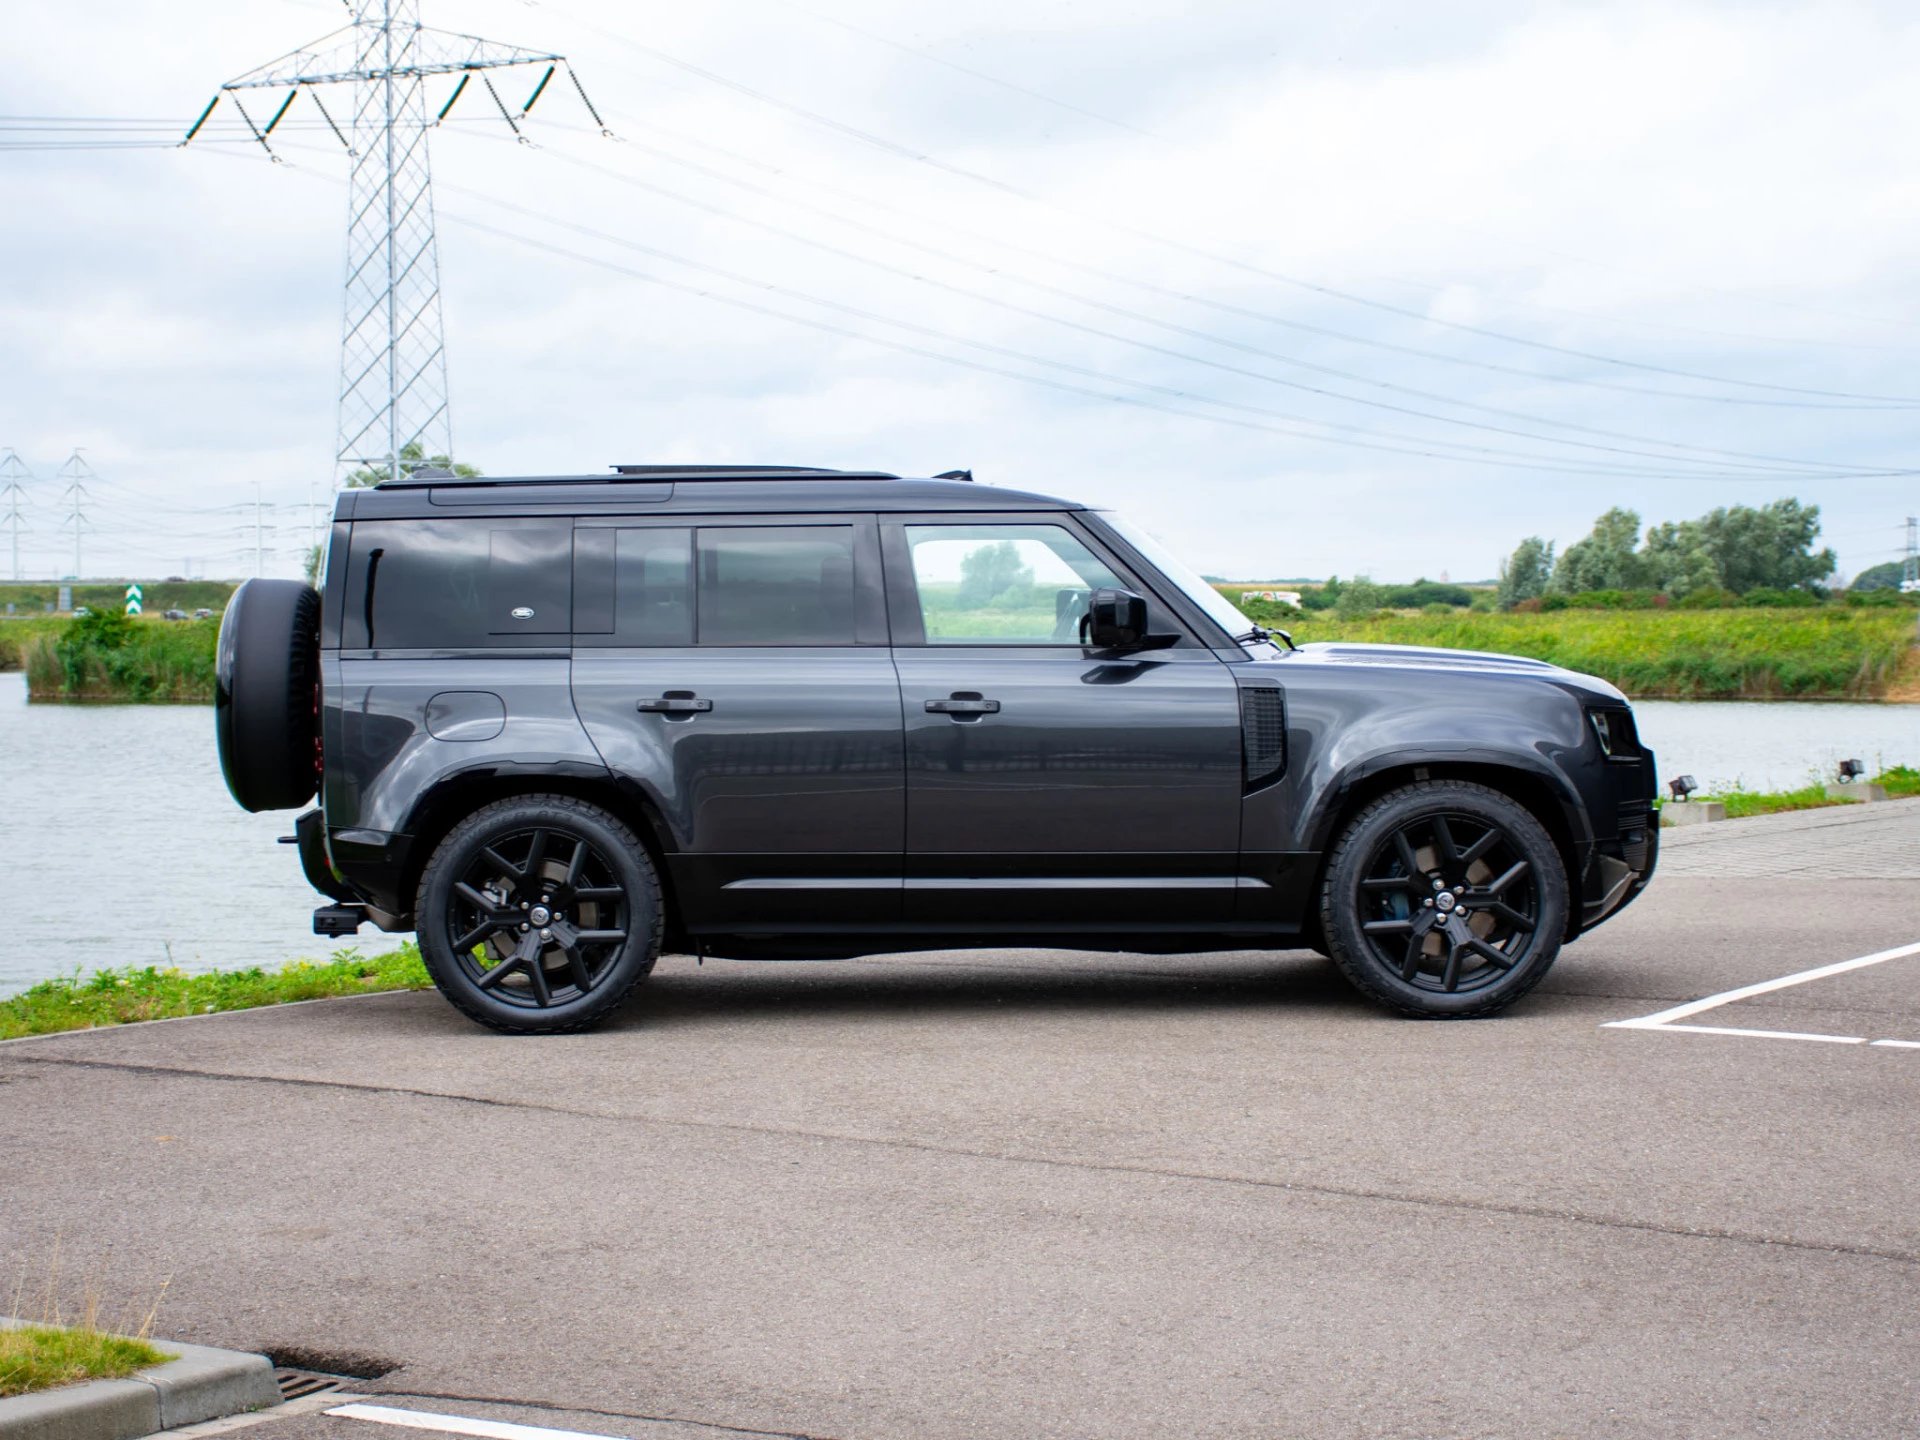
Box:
[1588,708,1640,759]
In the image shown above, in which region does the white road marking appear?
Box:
[1603,939,1920,1049]
[326,1403,627,1440]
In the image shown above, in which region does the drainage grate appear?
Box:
[275,1368,348,1401]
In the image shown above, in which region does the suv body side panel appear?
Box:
[569,514,906,929]
[323,653,607,913]
[881,512,1245,927]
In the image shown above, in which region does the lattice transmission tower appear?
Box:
[0,449,30,581]
[185,2,609,484]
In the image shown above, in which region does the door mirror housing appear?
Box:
[1085,588,1149,649]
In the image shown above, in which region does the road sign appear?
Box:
[125,582,143,616]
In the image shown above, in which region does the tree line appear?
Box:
[1497,499,1842,610]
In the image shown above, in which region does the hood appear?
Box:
[1261,640,1629,704]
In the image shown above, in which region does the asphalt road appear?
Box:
[5,804,1918,1440]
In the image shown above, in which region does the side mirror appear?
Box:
[1085,588,1149,649]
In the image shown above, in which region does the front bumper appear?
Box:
[1578,793,1658,932]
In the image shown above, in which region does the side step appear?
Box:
[313,903,367,937]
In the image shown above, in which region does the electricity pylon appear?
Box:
[185,2,608,484]
[56,451,94,581]
[0,449,29,581]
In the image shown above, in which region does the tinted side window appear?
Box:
[615,528,694,645]
[697,526,855,646]
[904,524,1125,644]
[344,518,570,648]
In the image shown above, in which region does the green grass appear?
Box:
[0,579,236,614]
[0,617,65,672]
[0,1324,174,1398]
[0,945,430,1040]
[1228,601,1918,700]
[21,611,218,702]
[1663,768,1919,822]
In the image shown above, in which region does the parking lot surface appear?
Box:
[5,803,1918,1439]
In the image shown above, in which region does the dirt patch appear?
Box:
[1884,646,1920,703]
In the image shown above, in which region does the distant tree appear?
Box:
[1334,575,1385,618]
[302,544,324,587]
[1693,499,1833,594]
[1850,560,1907,592]
[345,440,482,488]
[1642,500,1832,595]
[1552,508,1647,593]
[957,540,1032,608]
[1641,520,1721,599]
[1496,537,1555,609]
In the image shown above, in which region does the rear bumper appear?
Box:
[295,812,415,929]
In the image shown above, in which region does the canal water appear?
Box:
[0,672,1914,995]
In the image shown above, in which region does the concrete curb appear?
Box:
[0,1324,280,1440]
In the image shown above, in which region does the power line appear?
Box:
[545,7,1920,407]
[509,136,1904,479]
[442,206,1900,484]
[537,108,1911,414]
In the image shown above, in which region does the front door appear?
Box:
[884,517,1244,929]
[570,516,904,931]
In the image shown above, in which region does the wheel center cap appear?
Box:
[1435,892,1457,913]
[529,905,552,926]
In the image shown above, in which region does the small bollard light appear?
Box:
[1668,775,1698,803]
[1838,758,1865,783]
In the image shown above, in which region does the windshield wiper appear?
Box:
[1232,624,1297,652]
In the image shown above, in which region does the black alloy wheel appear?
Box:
[1320,780,1567,1018]
[417,796,661,1033]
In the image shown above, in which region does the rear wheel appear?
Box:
[1320,780,1567,1018]
[417,796,662,1034]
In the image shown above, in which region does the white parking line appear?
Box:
[326,1403,628,1440]
[1603,939,1920,1048]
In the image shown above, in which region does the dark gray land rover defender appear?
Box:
[216,465,1656,1033]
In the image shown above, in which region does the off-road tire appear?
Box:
[417,795,663,1035]
[215,578,321,813]
[1320,780,1568,1018]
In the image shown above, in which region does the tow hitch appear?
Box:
[313,903,367,937]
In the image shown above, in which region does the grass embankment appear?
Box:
[0,945,429,1041]
[1667,767,1920,822]
[0,617,63,672]
[18,610,217,702]
[1233,603,1918,700]
[0,1325,174,1398]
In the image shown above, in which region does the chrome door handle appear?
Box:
[926,694,1000,717]
[637,692,712,716]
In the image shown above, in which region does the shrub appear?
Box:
[1743,586,1820,608]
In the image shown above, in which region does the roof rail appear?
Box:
[379,464,902,490]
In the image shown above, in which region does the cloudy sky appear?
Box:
[2,0,1917,585]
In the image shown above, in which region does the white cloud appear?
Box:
[0,0,1915,582]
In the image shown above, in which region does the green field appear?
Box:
[1226,599,1919,700]
[0,579,236,614]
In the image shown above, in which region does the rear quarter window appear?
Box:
[342,518,571,649]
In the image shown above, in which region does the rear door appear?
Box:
[883,514,1244,928]
[570,515,905,931]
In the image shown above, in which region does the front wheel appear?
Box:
[1320,780,1568,1018]
[417,795,662,1034]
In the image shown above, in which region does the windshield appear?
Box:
[1095,511,1255,641]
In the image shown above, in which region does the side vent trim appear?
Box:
[1240,686,1287,791]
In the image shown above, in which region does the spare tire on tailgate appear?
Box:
[216,578,321,812]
